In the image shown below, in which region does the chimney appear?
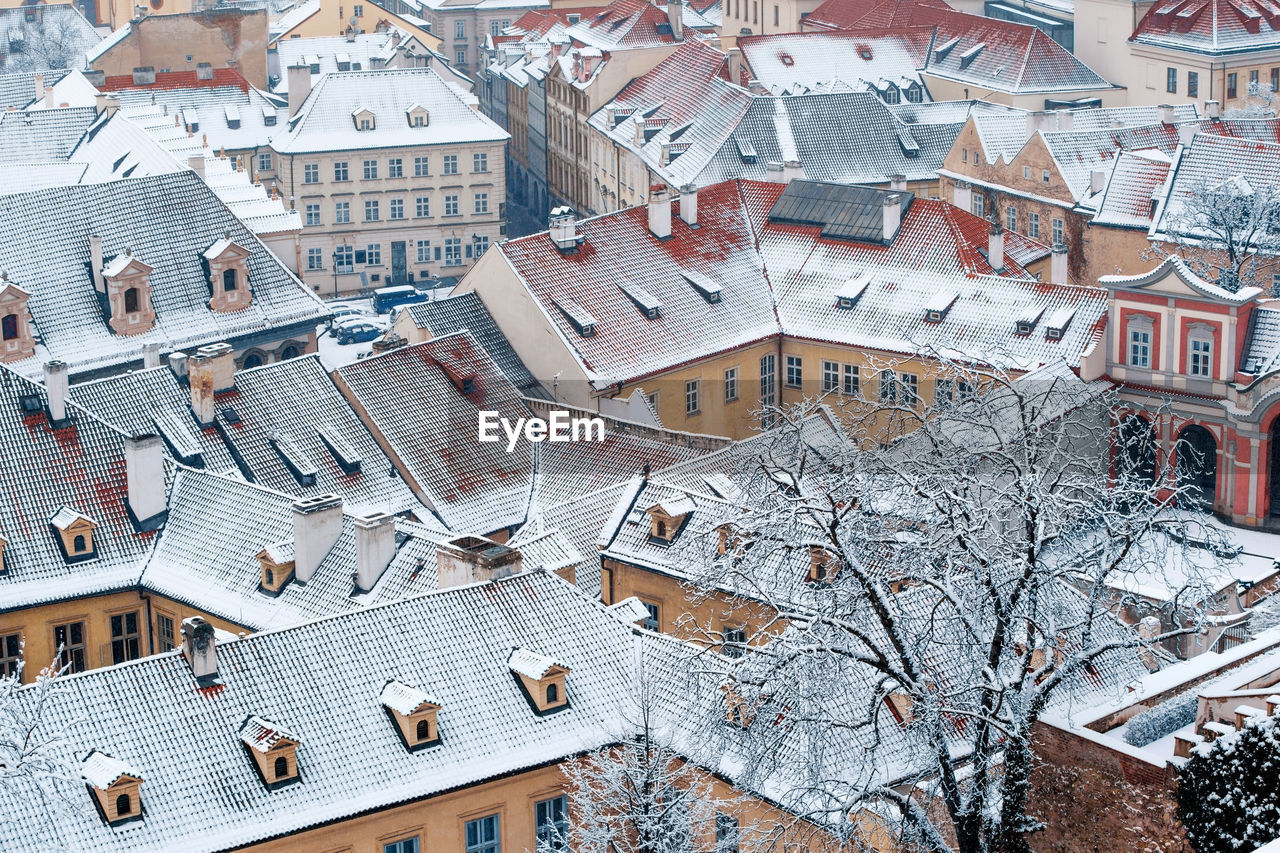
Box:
[549,206,579,251]
[989,223,1005,272]
[765,160,784,181]
[748,79,766,95]
[1158,103,1175,125]
[1178,123,1197,148]
[125,434,166,526]
[102,96,119,117]
[43,85,54,109]
[142,341,161,369]
[43,360,68,425]
[1205,99,1221,120]
[648,186,672,239]
[667,0,683,40]
[782,159,804,183]
[132,67,156,86]
[1051,242,1068,283]
[952,180,972,212]
[188,155,205,178]
[33,73,43,103]
[291,494,343,583]
[94,92,110,114]
[726,47,741,84]
[881,193,902,243]
[169,350,188,380]
[180,616,217,678]
[196,62,213,81]
[1090,168,1106,195]
[354,512,397,592]
[436,535,523,588]
[633,119,646,146]
[889,173,907,192]
[287,65,311,117]
[678,183,698,227]
[88,235,105,294]
[187,342,235,425]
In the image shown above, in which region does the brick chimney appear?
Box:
[88,235,104,294]
[43,84,54,109]
[43,360,68,425]
[125,434,167,528]
[132,67,156,86]
[187,342,235,425]
[648,185,672,239]
[292,494,343,583]
[436,535,523,588]
[287,65,311,118]
[354,511,397,592]
[181,616,217,678]
[667,0,683,40]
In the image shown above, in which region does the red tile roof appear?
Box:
[1131,0,1280,55]
[569,0,682,48]
[99,67,252,93]
[805,0,951,31]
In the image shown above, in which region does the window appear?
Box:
[716,813,741,852]
[962,148,968,164]
[785,355,802,388]
[1251,69,1260,85]
[1189,331,1213,377]
[456,49,466,65]
[415,718,430,740]
[1028,211,1040,239]
[879,370,897,403]
[116,793,131,816]
[474,152,488,172]
[305,203,321,226]
[2,314,17,340]
[53,621,85,673]
[760,354,776,413]
[1273,68,1279,93]
[272,755,289,779]
[334,245,354,272]
[1166,67,1177,93]
[307,248,323,270]
[724,367,738,402]
[384,840,419,853]
[363,159,378,180]
[229,155,238,171]
[443,154,458,175]
[536,795,569,852]
[416,196,430,217]
[1228,72,1238,99]
[124,287,139,313]
[1052,218,1064,245]
[303,163,319,184]
[222,269,237,292]
[257,152,271,172]
[0,632,20,677]
[545,683,558,703]
[1188,71,1199,98]
[444,237,462,266]
[641,601,660,630]
[335,200,351,224]
[1005,205,1017,232]
[900,372,919,406]
[1023,165,1031,179]
[414,156,430,176]
[474,192,489,214]
[722,627,746,659]
[364,200,380,221]
[491,19,501,36]
[73,534,86,553]
[472,236,490,257]
[774,4,778,25]
[388,157,403,178]
[905,85,923,103]
[444,194,459,216]
[417,240,431,263]
[971,194,984,217]
[822,360,839,392]
[455,20,465,39]
[843,364,859,396]
[353,2,362,14]
[389,198,405,220]
[334,161,349,181]
[366,243,381,265]
[464,814,500,853]
[109,613,139,665]
[1129,320,1152,368]
[685,379,700,414]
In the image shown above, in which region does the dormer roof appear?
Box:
[203,236,251,261]
[50,506,96,531]
[380,679,441,715]
[81,750,141,788]
[648,494,696,517]
[101,253,153,279]
[507,647,569,680]
[238,716,300,753]
[0,280,31,302]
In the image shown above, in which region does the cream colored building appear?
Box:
[272,66,508,295]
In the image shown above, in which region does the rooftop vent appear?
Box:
[239,716,301,789]
[958,42,985,69]
[508,648,570,715]
[836,275,871,309]
[682,270,721,303]
[318,423,362,474]
[555,299,596,337]
[381,680,442,750]
[1015,305,1045,336]
[1044,306,1075,340]
[924,290,957,323]
[270,431,319,487]
[619,282,662,319]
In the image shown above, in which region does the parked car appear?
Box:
[334,318,384,345]
[373,284,428,314]
[325,304,371,335]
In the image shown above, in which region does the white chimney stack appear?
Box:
[952,180,972,213]
[169,351,188,380]
[1178,123,1197,148]
[32,73,43,103]
[678,184,698,227]
[881,193,902,243]
[43,85,54,109]
[142,342,161,369]
[989,223,1005,272]
[291,494,343,583]
[287,65,311,118]
[1051,242,1068,283]
[667,0,683,40]
[181,616,217,678]
[89,235,104,294]
[782,159,804,183]
[1090,169,1106,195]
[648,186,672,239]
[125,434,167,526]
[354,512,397,592]
[1158,103,1175,125]
[43,360,69,425]
[188,155,205,178]
[890,174,907,191]
[1205,99,1221,120]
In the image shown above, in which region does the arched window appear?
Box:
[1,313,17,340]
[655,520,667,538]
[280,345,300,360]
[1176,424,1217,510]
[242,353,264,369]
[546,683,559,703]
[222,268,237,291]
[273,756,288,778]
[416,718,430,740]
[124,287,139,314]
[72,534,86,553]
[115,793,131,816]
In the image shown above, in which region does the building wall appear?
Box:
[1119,43,1280,108]
[91,9,270,89]
[1071,0,1158,89]
[412,3,532,74]
[719,0,825,45]
[273,138,507,297]
[1081,222,1157,284]
[921,74,1126,109]
[278,0,442,53]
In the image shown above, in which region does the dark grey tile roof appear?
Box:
[405,293,547,397]
[0,68,68,109]
[1242,308,1280,378]
[0,106,95,162]
[0,171,327,380]
[0,4,101,74]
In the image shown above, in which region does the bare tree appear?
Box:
[673,358,1218,853]
[1147,175,1280,294]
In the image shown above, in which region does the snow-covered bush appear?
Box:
[1177,711,1280,853]
[1123,691,1198,747]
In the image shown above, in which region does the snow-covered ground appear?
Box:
[315,297,387,370]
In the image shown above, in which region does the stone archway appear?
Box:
[1176,424,1217,511]
[1270,417,1280,517]
[1118,415,1158,485]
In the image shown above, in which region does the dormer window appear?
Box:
[353,107,376,131]
[256,541,296,595]
[203,236,253,313]
[50,507,98,562]
[508,647,570,715]
[101,252,156,336]
[806,545,839,584]
[924,291,957,324]
[381,680,442,750]
[645,496,695,545]
[0,280,34,363]
[82,750,143,825]
[239,716,301,789]
[406,104,430,127]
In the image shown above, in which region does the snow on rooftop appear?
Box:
[81,750,140,788]
[507,647,568,680]
[380,679,441,714]
[238,716,300,752]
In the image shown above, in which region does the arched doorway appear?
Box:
[1118,415,1157,485]
[1176,424,1217,511]
[1270,418,1280,517]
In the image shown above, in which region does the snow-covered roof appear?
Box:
[1150,132,1280,245]
[0,4,102,71]
[380,679,441,714]
[239,715,301,752]
[272,29,431,93]
[1131,0,1280,55]
[81,750,141,788]
[738,31,930,96]
[49,506,95,530]
[402,293,546,397]
[507,646,569,679]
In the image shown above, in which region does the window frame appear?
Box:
[724,366,738,402]
[784,354,802,388]
[463,813,500,853]
[685,379,700,415]
[0,631,21,677]
[1188,326,1214,378]
[333,161,349,182]
[53,621,86,673]
[1128,316,1154,369]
